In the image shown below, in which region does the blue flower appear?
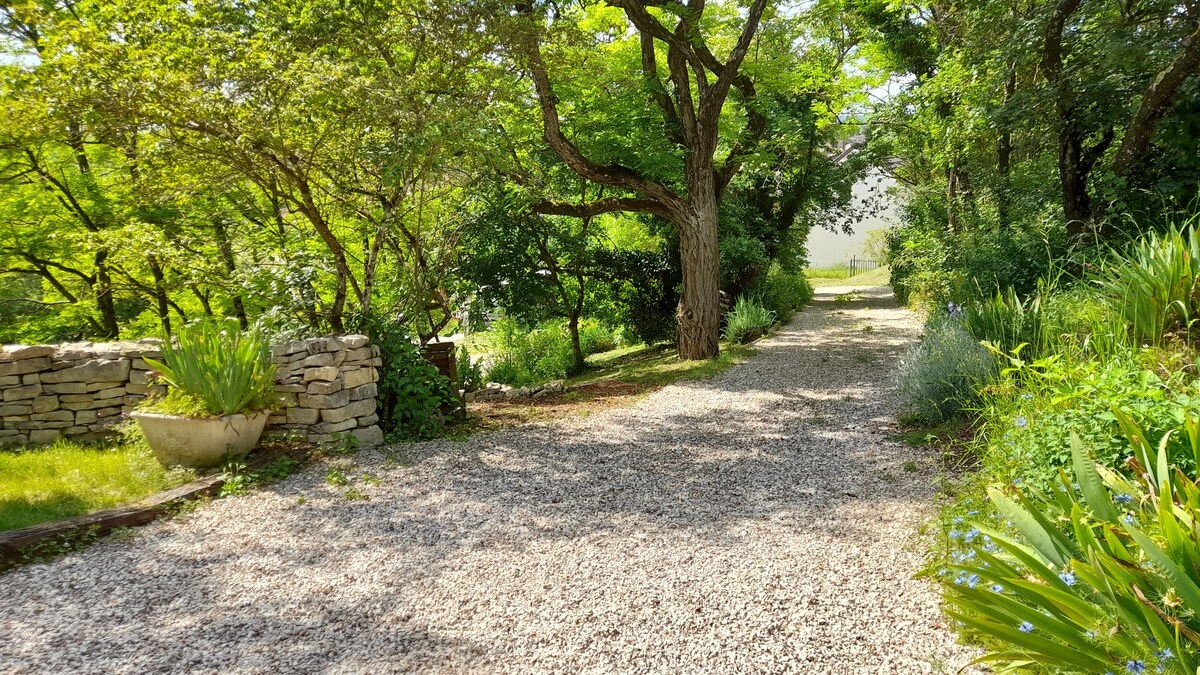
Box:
[1154,648,1173,660]
[1018,621,1034,633]
[1125,513,1136,524]
[991,584,1004,593]
[1115,493,1134,504]
[1015,416,1028,428]
[964,528,980,543]
[1126,660,1146,674]
[967,509,979,516]
[1021,393,1033,400]
[966,574,980,588]
[952,516,964,524]
[949,529,962,540]
[1059,571,1077,586]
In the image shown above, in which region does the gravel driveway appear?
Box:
[0,285,976,673]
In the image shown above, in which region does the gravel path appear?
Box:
[1,285,976,674]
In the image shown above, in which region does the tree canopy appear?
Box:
[2,0,1195,349]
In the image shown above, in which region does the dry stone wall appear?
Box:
[0,335,382,449]
[266,336,383,448]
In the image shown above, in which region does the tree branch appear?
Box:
[532,196,673,219]
[1113,18,1200,176]
[513,1,686,217]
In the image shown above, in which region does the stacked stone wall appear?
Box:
[0,335,381,449]
[266,336,383,448]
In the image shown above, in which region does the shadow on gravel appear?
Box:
[1,286,928,672]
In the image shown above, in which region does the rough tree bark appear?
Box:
[514,0,769,359]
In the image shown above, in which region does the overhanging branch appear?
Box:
[532,197,672,219]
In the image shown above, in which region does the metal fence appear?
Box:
[848,256,880,277]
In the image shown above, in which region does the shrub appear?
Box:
[457,345,484,393]
[723,295,776,344]
[940,419,1200,673]
[144,319,276,417]
[578,319,620,356]
[354,317,456,441]
[754,265,814,323]
[897,318,996,424]
[486,318,576,386]
[1101,224,1200,345]
[973,345,1200,490]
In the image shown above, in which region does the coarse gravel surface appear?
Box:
[1,285,979,674]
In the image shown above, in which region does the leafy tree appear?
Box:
[506,0,776,359]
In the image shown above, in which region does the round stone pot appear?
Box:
[132,410,269,469]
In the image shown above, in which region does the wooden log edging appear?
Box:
[0,444,311,571]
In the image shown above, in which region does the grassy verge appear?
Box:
[466,342,755,430]
[0,440,195,532]
[806,266,890,288]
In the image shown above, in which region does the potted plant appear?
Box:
[133,320,277,469]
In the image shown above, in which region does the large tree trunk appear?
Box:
[676,206,721,360]
[997,68,1015,228]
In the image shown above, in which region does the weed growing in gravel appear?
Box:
[219,456,302,498]
[344,487,368,500]
[325,467,350,486]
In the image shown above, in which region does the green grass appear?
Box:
[807,266,890,288]
[0,441,193,532]
[566,341,755,389]
[806,263,851,279]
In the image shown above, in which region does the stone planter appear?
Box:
[132,410,269,469]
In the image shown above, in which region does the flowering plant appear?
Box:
[939,410,1200,673]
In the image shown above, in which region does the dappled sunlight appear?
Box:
[0,284,975,672]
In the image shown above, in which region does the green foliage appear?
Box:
[974,343,1200,491]
[941,422,1200,673]
[356,317,456,441]
[886,219,1058,309]
[578,319,621,356]
[958,287,1046,359]
[143,320,276,418]
[456,345,484,394]
[1101,224,1200,345]
[723,296,776,345]
[897,318,997,424]
[753,265,814,323]
[486,318,577,387]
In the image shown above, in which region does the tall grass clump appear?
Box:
[723,295,776,344]
[144,319,276,417]
[958,286,1046,359]
[898,318,997,424]
[1102,223,1200,345]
